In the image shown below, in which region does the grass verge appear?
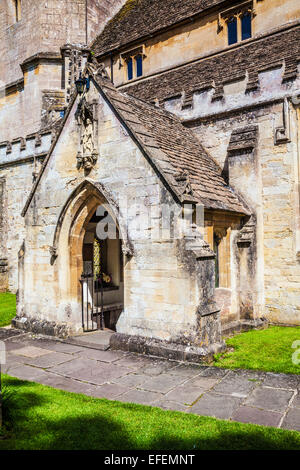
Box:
[214,326,300,374]
[0,292,16,327]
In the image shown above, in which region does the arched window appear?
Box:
[127,58,133,81]
[241,12,252,41]
[227,17,238,45]
[135,54,143,77]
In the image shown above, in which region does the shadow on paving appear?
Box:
[1,377,300,451]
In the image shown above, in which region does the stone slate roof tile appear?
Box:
[92,0,226,57]
[22,66,250,217]
[98,74,249,214]
[124,25,300,104]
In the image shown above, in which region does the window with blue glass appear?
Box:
[241,12,252,41]
[227,17,238,45]
[135,54,143,78]
[127,58,133,81]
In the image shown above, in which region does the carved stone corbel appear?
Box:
[49,245,58,265]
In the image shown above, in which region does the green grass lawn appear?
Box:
[0,292,16,327]
[0,375,299,450]
[213,326,300,374]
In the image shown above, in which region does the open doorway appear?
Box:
[80,206,124,332]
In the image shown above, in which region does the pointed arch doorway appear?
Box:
[80,206,124,332]
[53,181,129,334]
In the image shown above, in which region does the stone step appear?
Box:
[64,329,115,351]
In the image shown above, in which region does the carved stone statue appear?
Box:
[76,99,99,173]
[82,118,94,155]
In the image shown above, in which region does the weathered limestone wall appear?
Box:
[188,103,300,326]
[0,177,8,292]
[0,0,127,142]
[106,0,300,87]
[19,82,221,348]
[0,0,43,84]
[0,62,64,142]
[0,0,126,85]
[0,132,51,292]
[0,164,35,293]
[150,59,300,326]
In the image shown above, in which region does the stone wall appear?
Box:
[190,101,300,326]
[0,177,8,292]
[0,0,126,85]
[0,132,51,292]
[0,0,127,143]
[133,51,300,326]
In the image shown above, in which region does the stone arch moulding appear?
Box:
[50,178,134,265]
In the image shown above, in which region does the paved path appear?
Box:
[2,331,300,432]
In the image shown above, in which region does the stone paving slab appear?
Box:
[163,363,203,378]
[231,406,283,427]
[291,393,300,408]
[37,372,98,395]
[153,399,189,413]
[118,389,163,406]
[189,392,243,420]
[212,370,262,398]
[2,333,300,432]
[139,360,178,376]
[262,373,300,390]
[30,340,85,355]
[165,384,205,405]
[10,345,54,358]
[186,375,220,389]
[22,352,75,368]
[112,354,152,371]
[76,348,126,363]
[198,367,229,378]
[7,364,49,382]
[245,386,294,412]
[49,357,132,385]
[85,383,132,400]
[140,373,186,393]
[281,408,300,432]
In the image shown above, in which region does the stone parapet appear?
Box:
[0,131,52,167]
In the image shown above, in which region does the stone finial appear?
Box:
[87,58,109,81]
[174,169,193,196]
